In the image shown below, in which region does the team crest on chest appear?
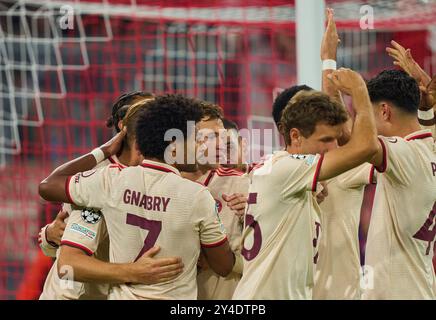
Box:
[81,208,102,224]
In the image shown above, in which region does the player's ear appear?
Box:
[290,128,301,147]
[380,103,392,121]
[117,119,124,131]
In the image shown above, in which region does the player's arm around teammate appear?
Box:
[38,209,68,257]
[39,129,184,285]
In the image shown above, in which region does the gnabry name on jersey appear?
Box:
[123,189,171,212]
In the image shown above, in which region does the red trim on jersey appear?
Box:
[65,176,76,205]
[369,166,376,185]
[140,163,177,174]
[60,240,93,256]
[201,236,228,248]
[203,170,215,186]
[375,138,387,173]
[311,154,324,192]
[109,164,123,171]
[216,167,244,177]
[249,162,264,173]
[406,132,433,141]
[108,156,126,168]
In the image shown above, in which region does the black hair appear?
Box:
[136,94,204,161]
[366,69,420,114]
[106,91,154,132]
[272,85,313,128]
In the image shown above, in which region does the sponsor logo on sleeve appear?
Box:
[70,223,97,240]
[81,208,102,224]
[386,137,398,143]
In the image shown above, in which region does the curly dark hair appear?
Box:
[136,94,204,161]
[281,91,348,146]
[198,101,224,120]
[106,91,155,132]
[272,85,313,128]
[367,69,420,114]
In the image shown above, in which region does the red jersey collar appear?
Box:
[140,160,180,175]
[405,130,433,141]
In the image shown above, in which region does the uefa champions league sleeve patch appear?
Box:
[81,208,102,224]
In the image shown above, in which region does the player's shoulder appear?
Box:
[215,167,245,177]
[176,174,209,194]
[379,131,435,156]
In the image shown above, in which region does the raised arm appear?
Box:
[321,8,352,144]
[318,68,381,181]
[386,41,435,133]
[38,129,126,203]
[386,40,432,88]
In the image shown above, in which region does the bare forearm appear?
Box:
[39,153,98,203]
[39,131,124,203]
[323,70,344,105]
[414,61,432,85]
[58,246,132,284]
[51,153,98,178]
[348,88,378,151]
[323,69,351,145]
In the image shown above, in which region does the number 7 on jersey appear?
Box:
[126,213,162,261]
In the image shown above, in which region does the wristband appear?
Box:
[322,59,337,71]
[41,225,58,248]
[418,109,434,121]
[90,148,105,164]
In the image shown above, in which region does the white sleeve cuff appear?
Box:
[418,109,434,121]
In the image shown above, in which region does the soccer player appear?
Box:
[182,103,249,300]
[39,94,235,299]
[39,92,184,300]
[313,8,376,300]
[233,68,380,300]
[362,69,436,300]
[272,85,332,206]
